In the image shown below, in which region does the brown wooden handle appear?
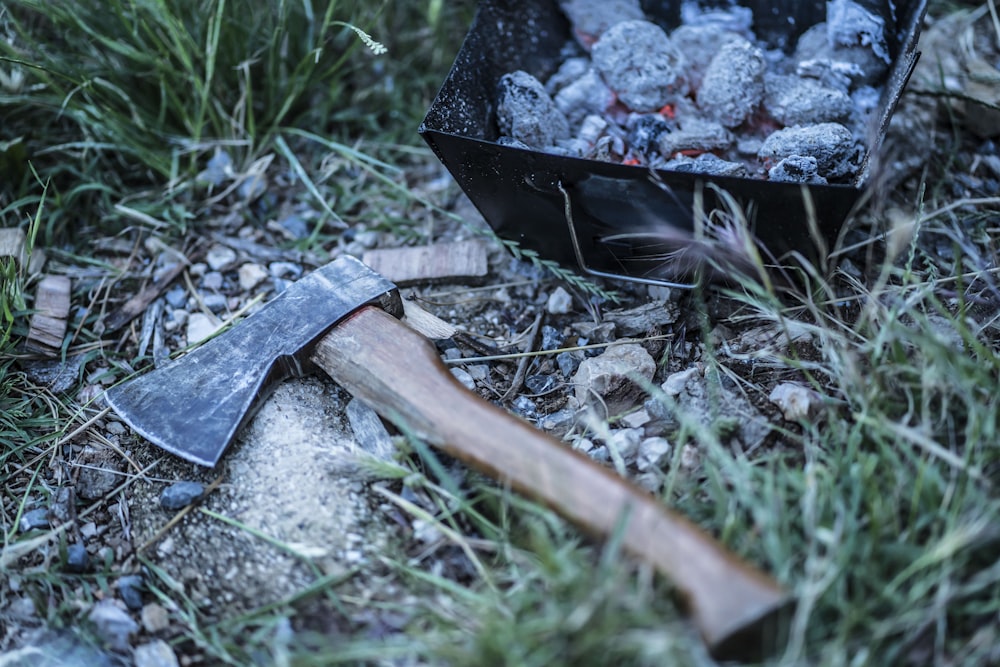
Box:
[312,305,790,657]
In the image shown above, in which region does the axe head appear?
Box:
[105,256,402,466]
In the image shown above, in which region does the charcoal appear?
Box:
[827,0,891,64]
[626,114,674,158]
[578,114,609,144]
[559,0,645,48]
[554,67,616,127]
[591,20,686,112]
[670,25,744,90]
[679,3,754,36]
[665,153,749,178]
[658,119,733,157]
[764,73,854,126]
[545,57,591,96]
[794,23,888,87]
[593,133,627,162]
[697,38,766,128]
[497,136,532,150]
[758,123,859,179]
[767,155,828,184]
[497,71,571,148]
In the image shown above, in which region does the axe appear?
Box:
[105,255,790,658]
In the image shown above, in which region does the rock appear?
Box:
[159,481,205,511]
[200,271,223,290]
[118,575,145,611]
[87,600,138,652]
[573,343,656,415]
[205,244,237,272]
[19,356,83,394]
[134,640,180,667]
[512,395,539,420]
[636,437,671,472]
[606,427,642,463]
[525,374,557,394]
[546,287,573,314]
[20,507,49,532]
[278,214,310,239]
[661,367,699,396]
[449,367,476,391]
[65,542,89,573]
[141,603,171,633]
[237,263,268,291]
[769,382,822,421]
[680,444,700,471]
[556,351,581,378]
[186,312,221,345]
[76,448,121,500]
[346,397,395,461]
[541,325,565,350]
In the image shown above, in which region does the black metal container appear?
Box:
[420,0,927,286]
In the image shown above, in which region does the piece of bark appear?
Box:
[362,241,488,286]
[0,228,27,266]
[27,275,71,354]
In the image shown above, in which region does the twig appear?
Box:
[500,312,544,403]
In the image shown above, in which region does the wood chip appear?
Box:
[401,299,457,340]
[97,262,186,335]
[0,228,27,266]
[27,274,71,354]
[362,241,488,286]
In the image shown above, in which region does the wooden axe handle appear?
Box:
[312,305,789,656]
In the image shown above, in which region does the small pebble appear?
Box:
[546,287,573,315]
[237,263,269,291]
[159,481,205,511]
[200,271,224,291]
[636,437,671,472]
[205,245,237,272]
[118,575,145,611]
[662,367,699,396]
[769,382,821,421]
[65,542,90,573]
[606,427,642,463]
[540,325,564,350]
[141,603,171,633]
[164,286,187,308]
[20,507,49,532]
[186,313,220,345]
[87,600,139,652]
[556,351,580,378]
[134,640,180,667]
[278,214,310,239]
[511,395,539,419]
[450,368,476,391]
[525,374,557,394]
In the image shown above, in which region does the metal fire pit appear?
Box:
[420,0,928,286]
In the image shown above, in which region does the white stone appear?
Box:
[661,367,699,396]
[237,263,269,291]
[135,639,180,667]
[636,437,671,472]
[186,313,221,345]
[572,343,656,414]
[769,382,820,421]
[546,286,573,314]
[607,427,643,462]
[205,244,237,271]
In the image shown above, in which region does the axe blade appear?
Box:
[104,256,401,466]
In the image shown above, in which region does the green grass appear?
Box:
[2,0,999,665]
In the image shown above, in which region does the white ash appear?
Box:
[591,20,687,112]
[496,71,570,148]
[697,38,767,128]
[764,73,855,127]
[494,1,894,182]
[767,155,828,185]
[758,123,860,179]
[559,0,645,48]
